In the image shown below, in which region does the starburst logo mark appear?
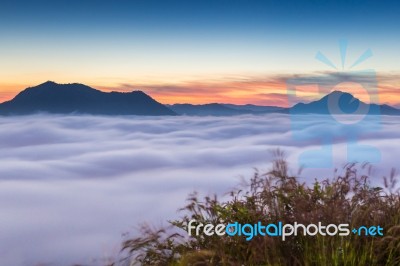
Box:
[287,40,381,168]
[315,40,373,71]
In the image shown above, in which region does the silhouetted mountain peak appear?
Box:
[320,90,356,101]
[328,90,352,96]
[25,81,96,91]
[291,90,376,114]
[0,81,176,116]
[40,81,57,86]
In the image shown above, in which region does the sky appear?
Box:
[0,0,400,105]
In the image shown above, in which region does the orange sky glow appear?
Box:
[0,73,399,107]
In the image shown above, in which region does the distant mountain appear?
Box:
[168,103,287,116]
[376,104,400,115]
[169,91,400,116]
[222,104,287,113]
[0,81,176,116]
[167,103,248,116]
[290,91,400,115]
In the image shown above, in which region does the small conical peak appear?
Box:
[321,90,357,102]
[327,90,354,98]
[38,81,58,86]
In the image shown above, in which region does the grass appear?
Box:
[113,150,400,266]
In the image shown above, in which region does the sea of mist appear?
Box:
[0,114,399,265]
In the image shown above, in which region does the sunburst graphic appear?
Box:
[315,40,373,70]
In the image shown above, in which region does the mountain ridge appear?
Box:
[169,90,400,116]
[1,82,399,116]
[0,81,176,116]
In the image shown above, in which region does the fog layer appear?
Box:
[0,114,398,265]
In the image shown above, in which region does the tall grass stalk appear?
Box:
[116,152,400,266]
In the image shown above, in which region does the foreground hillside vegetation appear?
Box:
[114,151,400,266]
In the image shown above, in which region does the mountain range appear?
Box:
[168,91,400,116]
[0,81,399,116]
[167,103,287,116]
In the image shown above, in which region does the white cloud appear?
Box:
[0,114,398,265]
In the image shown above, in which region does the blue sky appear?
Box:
[0,0,399,104]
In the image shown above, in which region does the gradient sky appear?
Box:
[0,0,400,105]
